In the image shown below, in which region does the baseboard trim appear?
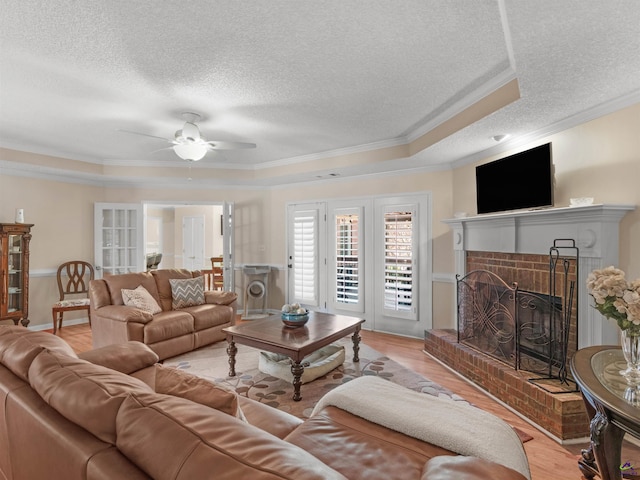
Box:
[28,318,90,331]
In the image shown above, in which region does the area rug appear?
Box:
[163,338,533,443]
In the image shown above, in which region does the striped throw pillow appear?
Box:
[169,277,205,309]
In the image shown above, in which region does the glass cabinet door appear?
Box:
[0,223,32,326]
[7,234,24,313]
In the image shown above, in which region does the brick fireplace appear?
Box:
[425,204,635,442]
[464,250,578,376]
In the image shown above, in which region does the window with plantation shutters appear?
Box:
[383,209,415,315]
[292,209,319,305]
[335,210,361,308]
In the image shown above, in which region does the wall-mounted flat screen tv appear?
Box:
[475,143,554,215]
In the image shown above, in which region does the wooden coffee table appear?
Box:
[222,311,365,401]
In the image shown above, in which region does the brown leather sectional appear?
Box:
[89,269,237,360]
[0,326,530,480]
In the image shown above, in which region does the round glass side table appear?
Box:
[571,346,640,480]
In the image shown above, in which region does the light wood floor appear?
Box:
[51,323,637,480]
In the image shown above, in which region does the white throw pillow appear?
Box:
[121,285,162,315]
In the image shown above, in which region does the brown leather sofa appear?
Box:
[89,269,237,360]
[0,326,531,480]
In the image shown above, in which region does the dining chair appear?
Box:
[210,256,224,290]
[52,260,94,334]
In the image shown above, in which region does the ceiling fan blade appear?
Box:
[206,141,256,150]
[149,146,176,155]
[117,129,173,143]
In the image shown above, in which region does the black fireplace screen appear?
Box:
[457,270,519,369]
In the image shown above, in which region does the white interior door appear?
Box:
[182,215,205,270]
[94,203,144,278]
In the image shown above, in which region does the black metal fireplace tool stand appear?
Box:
[527,239,579,394]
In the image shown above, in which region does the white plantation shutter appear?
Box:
[383,209,416,318]
[292,210,318,305]
[334,209,362,309]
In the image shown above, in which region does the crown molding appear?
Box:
[0,142,106,164]
[0,160,105,186]
[0,160,264,190]
[3,90,637,188]
[101,157,257,170]
[253,136,409,170]
[0,150,450,190]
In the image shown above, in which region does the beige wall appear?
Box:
[1,102,639,331]
[0,174,105,328]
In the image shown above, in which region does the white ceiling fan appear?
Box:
[119,112,256,161]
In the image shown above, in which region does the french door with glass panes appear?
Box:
[94,203,144,278]
[286,194,431,337]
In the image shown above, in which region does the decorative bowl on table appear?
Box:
[281,303,309,327]
[281,312,309,327]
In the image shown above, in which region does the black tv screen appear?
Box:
[475,143,554,215]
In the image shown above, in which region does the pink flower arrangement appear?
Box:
[586,266,640,334]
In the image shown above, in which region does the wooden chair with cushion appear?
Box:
[52,260,94,334]
[210,256,224,290]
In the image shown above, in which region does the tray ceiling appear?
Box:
[0,1,639,186]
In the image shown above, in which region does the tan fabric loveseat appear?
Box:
[0,326,531,480]
[89,269,237,360]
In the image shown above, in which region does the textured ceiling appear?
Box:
[0,0,639,186]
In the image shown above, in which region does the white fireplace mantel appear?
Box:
[443,204,636,348]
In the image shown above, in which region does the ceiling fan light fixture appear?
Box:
[173,142,207,161]
[119,111,254,163]
[180,121,201,142]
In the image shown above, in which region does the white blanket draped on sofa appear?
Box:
[311,376,531,480]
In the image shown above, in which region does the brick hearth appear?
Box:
[424,329,590,442]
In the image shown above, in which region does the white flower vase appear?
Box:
[620,329,640,383]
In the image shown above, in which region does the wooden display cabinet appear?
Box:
[0,223,33,327]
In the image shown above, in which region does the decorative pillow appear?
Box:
[154,364,245,421]
[121,285,162,315]
[169,276,205,309]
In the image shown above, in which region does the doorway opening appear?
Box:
[143,203,223,271]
